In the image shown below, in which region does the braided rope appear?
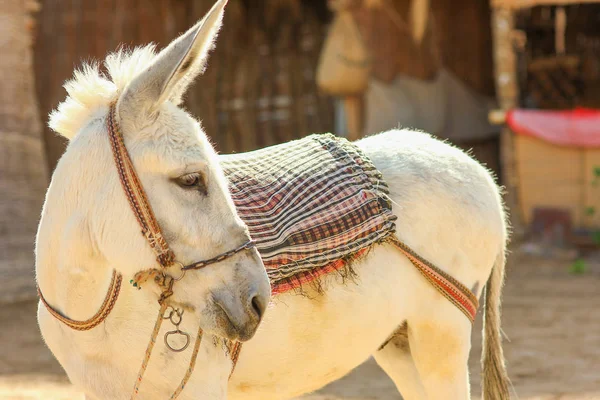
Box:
[37,270,122,331]
[131,302,168,399]
[168,324,204,399]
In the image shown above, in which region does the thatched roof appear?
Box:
[492,0,600,8]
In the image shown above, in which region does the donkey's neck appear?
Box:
[36,117,130,326]
[36,235,115,325]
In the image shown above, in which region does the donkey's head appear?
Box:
[38,0,270,342]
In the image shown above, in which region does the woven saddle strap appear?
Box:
[389,237,480,323]
[107,103,175,267]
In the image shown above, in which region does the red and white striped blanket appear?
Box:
[220,134,397,294]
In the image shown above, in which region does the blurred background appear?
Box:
[1,0,599,399]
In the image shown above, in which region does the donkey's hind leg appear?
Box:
[407,304,473,400]
[374,322,426,400]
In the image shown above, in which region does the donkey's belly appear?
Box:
[227,244,423,400]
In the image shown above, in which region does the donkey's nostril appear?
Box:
[250,294,265,320]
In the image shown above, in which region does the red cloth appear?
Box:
[507,108,600,148]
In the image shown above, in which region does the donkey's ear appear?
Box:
[118,0,227,118]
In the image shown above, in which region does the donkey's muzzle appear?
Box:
[213,286,268,342]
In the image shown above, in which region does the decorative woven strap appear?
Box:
[388,237,479,323]
[107,103,175,267]
[229,341,243,377]
[37,270,123,331]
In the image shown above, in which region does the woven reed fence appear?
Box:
[35,0,335,172]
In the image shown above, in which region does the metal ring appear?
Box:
[169,309,184,326]
[162,306,175,320]
[169,261,186,281]
[164,329,190,352]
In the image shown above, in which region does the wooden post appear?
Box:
[491,6,525,238]
[410,0,430,44]
[343,95,364,141]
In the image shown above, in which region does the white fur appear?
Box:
[36,2,509,399]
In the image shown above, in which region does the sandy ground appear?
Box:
[1,249,599,400]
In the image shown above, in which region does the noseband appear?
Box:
[38,102,256,399]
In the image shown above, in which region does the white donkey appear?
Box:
[36,1,510,399]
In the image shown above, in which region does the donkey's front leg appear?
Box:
[408,308,473,400]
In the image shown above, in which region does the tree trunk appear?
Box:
[0,0,48,303]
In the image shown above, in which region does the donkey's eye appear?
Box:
[179,173,200,186]
[176,172,207,194]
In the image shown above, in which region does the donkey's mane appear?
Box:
[49,45,158,140]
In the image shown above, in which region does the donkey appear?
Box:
[36,1,510,399]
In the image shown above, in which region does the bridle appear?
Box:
[38,102,256,399]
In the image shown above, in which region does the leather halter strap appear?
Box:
[37,269,123,331]
[107,103,175,267]
[39,103,255,400]
[105,101,251,398]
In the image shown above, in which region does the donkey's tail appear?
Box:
[481,249,511,399]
